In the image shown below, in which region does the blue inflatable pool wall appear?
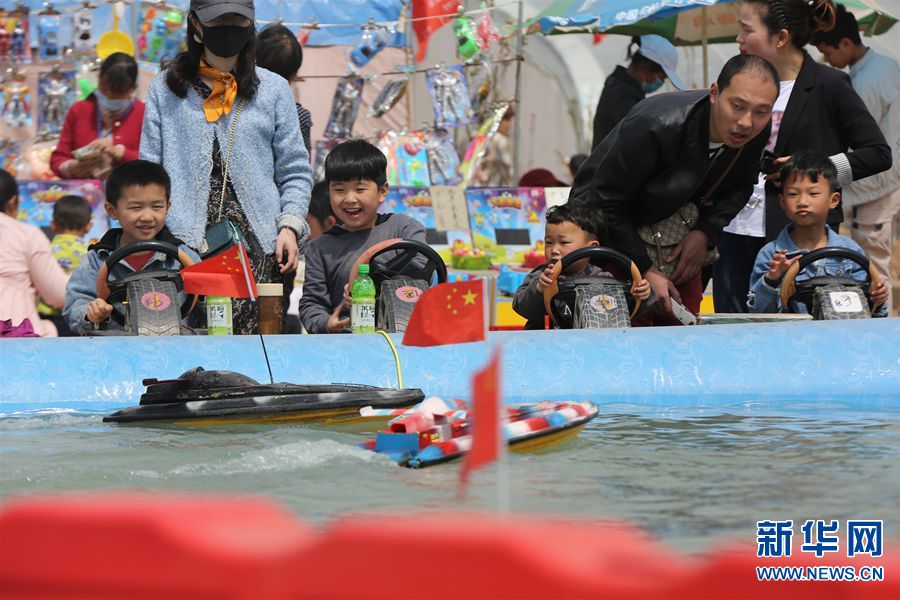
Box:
[1,319,897,414]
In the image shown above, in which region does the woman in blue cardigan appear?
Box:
[139,0,312,334]
[712,0,891,313]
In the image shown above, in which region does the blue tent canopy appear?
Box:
[15,0,407,48]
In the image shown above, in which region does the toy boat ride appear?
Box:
[103,367,424,425]
[361,398,599,468]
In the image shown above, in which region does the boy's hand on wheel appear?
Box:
[86,298,113,324]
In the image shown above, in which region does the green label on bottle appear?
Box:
[206,296,233,335]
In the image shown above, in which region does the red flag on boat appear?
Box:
[412,0,458,61]
[401,279,485,347]
[181,244,258,299]
[460,349,502,487]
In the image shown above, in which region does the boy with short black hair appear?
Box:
[63,160,200,332]
[299,139,426,333]
[513,200,651,329]
[37,195,93,335]
[306,181,337,240]
[748,151,888,315]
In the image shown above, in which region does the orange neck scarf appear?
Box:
[198,59,237,123]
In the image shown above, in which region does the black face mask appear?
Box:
[199,23,254,58]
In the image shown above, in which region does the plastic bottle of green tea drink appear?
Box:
[206,296,233,335]
[351,264,376,334]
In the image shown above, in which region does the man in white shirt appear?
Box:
[815,4,900,314]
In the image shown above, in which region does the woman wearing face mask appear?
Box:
[139,0,312,335]
[590,35,684,151]
[51,53,143,180]
[712,0,891,313]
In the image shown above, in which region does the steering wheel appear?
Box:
[780,247,881,315]
[96,240,197,325]
[542,247,643,328]
[347,238,448,294]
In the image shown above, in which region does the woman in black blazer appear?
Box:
[713,0,891,312]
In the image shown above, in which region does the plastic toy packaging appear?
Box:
[424,129,461,185]
[0,139,21,174]
[312,139,341,182]
[394,132,431,187]
[38,69,75,135]
[75,57,100,100]
[459,102,509,185]
[425,65,475,128]
[468,62,493,123]
[1,7,31,65]
[375,132,400,185]
[138,2,185,65]
[368,77,407,118]
[1,68,32,128]
[37,8,62,62]
[324,76,364,139]
[453,10,479,60]
[71,6,95,56]
[350,20,389,68]
[477,9,501,51]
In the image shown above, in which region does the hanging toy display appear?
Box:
[424,128,462,186]
[425,65,474,128]
[468,62,493,123]
[312,139,341,183]
[37,4,62,62]
[350,19,389,68]
[368,77,407,118]
[452,8,479,61]
[38,67,75,135]
[0,139,21,174]
[393,132,431,187]
[75,56,100,100]
[476,6,501,51]
[1,68,32,128]
[7,5,31,65]
[375,131,400,185]
[138,2,185,66]
[459,102,509,185]
[71,2,95,56]
[324,76,364,139]
[0,9,9,64]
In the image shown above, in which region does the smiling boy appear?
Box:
[298,140,426,333]
[63,160,199,332]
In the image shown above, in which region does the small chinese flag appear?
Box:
[460,349,502,487]
[181,244,258,299]
[401,279,485,347]
[412,0,459,61]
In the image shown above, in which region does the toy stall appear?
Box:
[1,1,590,329]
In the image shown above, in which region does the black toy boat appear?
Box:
[103,367,425,425]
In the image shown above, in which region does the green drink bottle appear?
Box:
[351,263,376,334]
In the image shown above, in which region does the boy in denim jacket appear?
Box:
[64,160,200,332]
[747,152,888,315]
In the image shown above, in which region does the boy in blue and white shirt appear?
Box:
[748,152,888,315]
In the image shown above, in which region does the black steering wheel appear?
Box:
[543,247,643,329]
[96,240,196,325]
[361,239,448,291]
[780,247,874,315]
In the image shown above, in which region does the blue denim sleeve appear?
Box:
[747,242,780,313]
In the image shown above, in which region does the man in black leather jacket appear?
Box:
[571,54,779,324]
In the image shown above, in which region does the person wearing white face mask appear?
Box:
[139,0,312,335]
[51,53,143,180]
